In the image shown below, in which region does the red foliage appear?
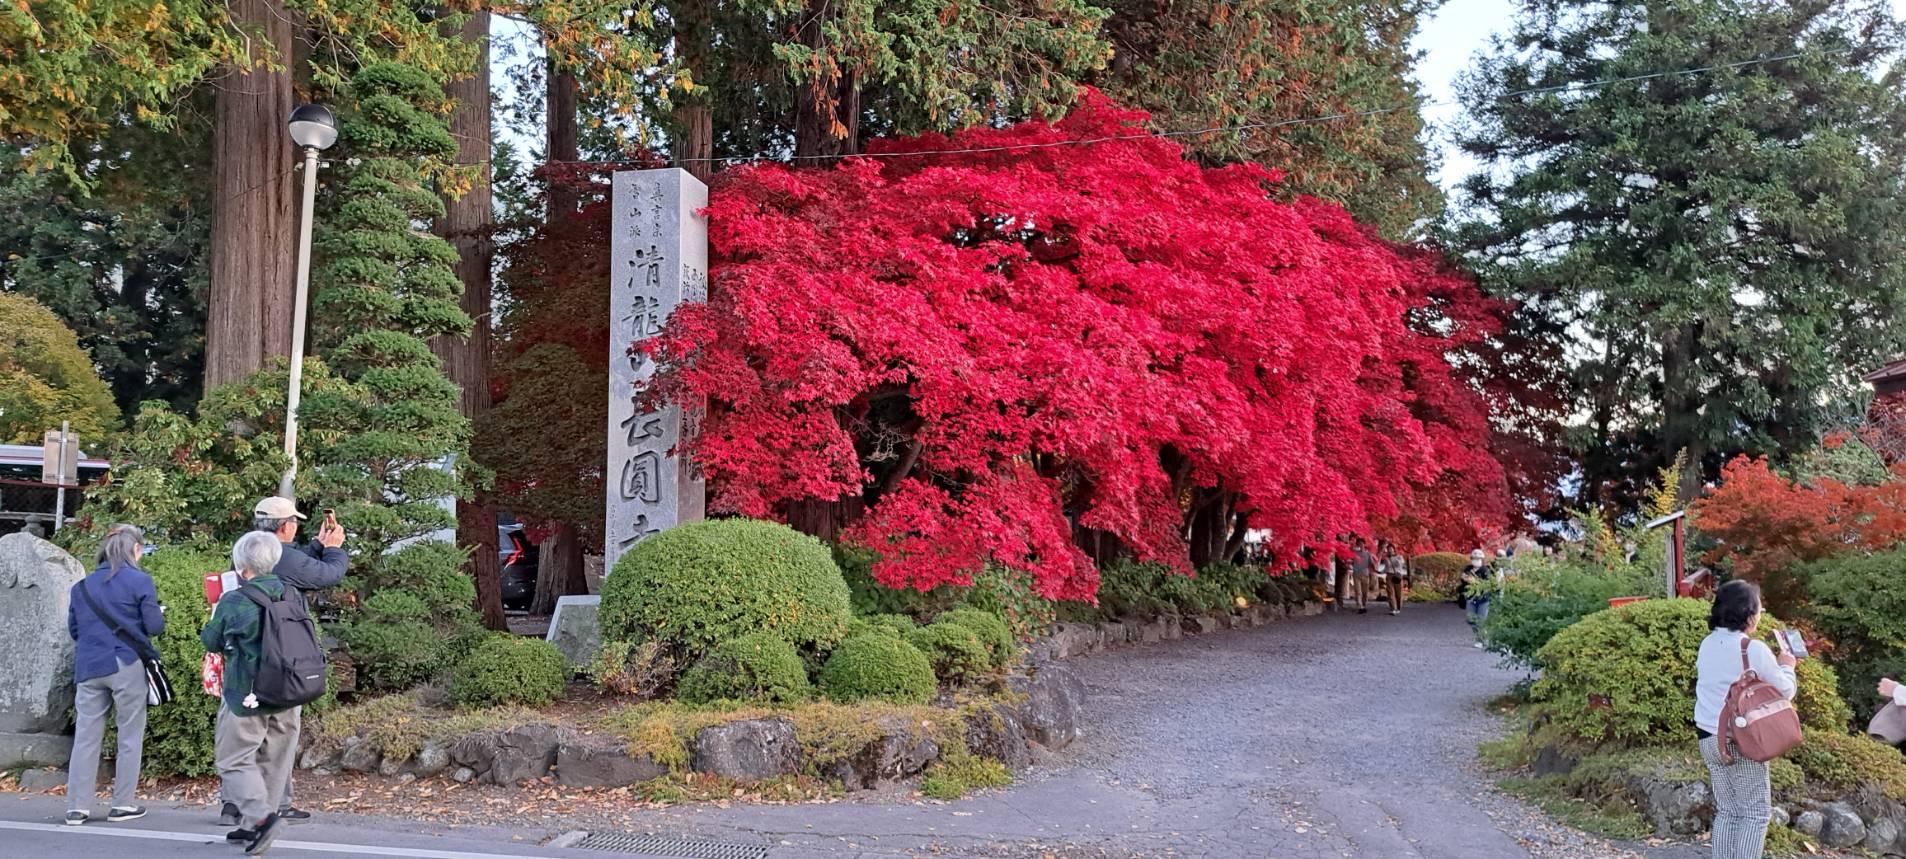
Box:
[647,92,1515,599]
[1691,455,1906,586]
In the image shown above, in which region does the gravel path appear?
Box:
[607,603,1712,858]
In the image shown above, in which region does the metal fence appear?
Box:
[0,478,80,534]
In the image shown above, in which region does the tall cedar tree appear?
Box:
[300,62,481,682]
[1099,0,1443,237]
[1452,0,1906,506]
[645,93,1513,601]
[525,0,1110,162]
[433,11,507,630]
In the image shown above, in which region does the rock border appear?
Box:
[1028,598,1326,664]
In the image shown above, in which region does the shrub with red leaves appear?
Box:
[644,92,1514,601]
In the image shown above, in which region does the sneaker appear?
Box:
[227,828,255,842]
[219,802,241,827]
[64,811,88,826]
[1474,641,1485,649]
[277,807,311,821]
[246,813,282,856]
[106,806,146,823]
[1391,610,1400,616]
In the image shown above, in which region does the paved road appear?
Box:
[581,603,1707,858]
[0,603,1706,858]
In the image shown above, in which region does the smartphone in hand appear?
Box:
[1776,629,1810,660]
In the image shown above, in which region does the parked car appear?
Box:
[498,518,541,611]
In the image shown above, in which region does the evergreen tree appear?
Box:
[301,62,481,687]
[1451,0,1906,505]
[1099,0,1443,237]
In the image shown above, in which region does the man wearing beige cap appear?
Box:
[215,496,345,828]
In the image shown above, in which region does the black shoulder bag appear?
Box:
[76,580,175,706]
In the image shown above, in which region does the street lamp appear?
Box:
[280,104,338,498]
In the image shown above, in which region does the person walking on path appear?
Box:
[1695,581,1797,859]
[1461,549,1494,647]
[64,524,163,826]
[217,496,344,826]
[203,532,301,855]
[1377,539,1405,616]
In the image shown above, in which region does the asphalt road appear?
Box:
[0,602,1708,858]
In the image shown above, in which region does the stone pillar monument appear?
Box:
[548,167,709,666]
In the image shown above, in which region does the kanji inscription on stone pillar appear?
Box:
[605,168,708,572]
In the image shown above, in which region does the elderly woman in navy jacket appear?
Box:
[64,524,164,826]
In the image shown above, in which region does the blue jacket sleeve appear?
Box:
[68,588,78,641]
[140,576,165,637]
[277,542,348,591]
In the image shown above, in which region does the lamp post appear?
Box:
[280,104,339,499]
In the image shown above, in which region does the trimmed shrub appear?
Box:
[1413,552,1470,589]
[838,548,1054,641]
[676,633,812,705]
[587,639,675,698]
[601,519,853,661]
[908,622,993,685]
[1534,598,1853,748]
[344,590,448,692]
[818,634,937,704]
[848,613,918,640]
[1790,728,1906,801]
[1802,547,1906,718]
[936,608,1015,666]
[450,635,571,709]
[134,545,227,776]
[1482,556,1658,669]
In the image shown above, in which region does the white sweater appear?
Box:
[1693,629,1796,735]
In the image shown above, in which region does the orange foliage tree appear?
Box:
[1690,454,1906,608]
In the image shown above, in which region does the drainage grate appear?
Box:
[564,832,771,859]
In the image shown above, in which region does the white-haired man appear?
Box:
[203,531,300,856]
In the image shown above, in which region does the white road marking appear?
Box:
[0,820,560,858]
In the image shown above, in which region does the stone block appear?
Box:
[964,700,1032,772]
[1160,615,1183,640]
[1795,810,1825,838]
[1642,780,1711,836]
[556,735,666,789]
[1770,806,1791,828]
[0,731,72,768]
[824,717,941,791]
[1864,817,1902,854]
[692,718,801,781]
[414,743,451,778]
[1820,802,1867,848]
[1010,664,1087,750]
[546,596,603,668]
[339,738,381,773]
[1190,616,1223,635]
[0,534,86,736]
[17,768,65,792]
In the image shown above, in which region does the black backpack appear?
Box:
[239,583,328,707]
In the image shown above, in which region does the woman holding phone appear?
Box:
[1695,581,1797,859]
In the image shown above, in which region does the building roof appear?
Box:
[0,443,110,471]
[1865,358,1906,385]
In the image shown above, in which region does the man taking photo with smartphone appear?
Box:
[214,496,346,828]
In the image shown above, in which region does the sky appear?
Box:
[1413,0,1906,191]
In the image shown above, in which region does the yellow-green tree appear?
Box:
[0,292,118,443]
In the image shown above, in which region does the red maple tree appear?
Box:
[645,92,1515,600]
[1692,454,1906,600]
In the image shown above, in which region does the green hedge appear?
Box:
[837,549,1053,641]
[1802,547,1906,721]
[1413,552,1469,589]
[601,519,853,662]
[450,635,571,709]
[137,546,227,777]
[937,608,1015,666]
[908,622,993,685]
[818,634,937,704]
[847,613,918,640]
[676,633,811,705]
[1482,556,1658,669]
[1533,598,1851,748]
